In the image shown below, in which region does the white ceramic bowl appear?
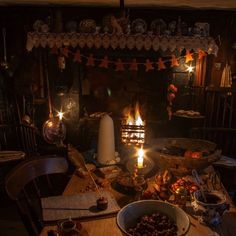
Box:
[117,200,189,236]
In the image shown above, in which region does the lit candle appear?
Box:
[137,147,144,169]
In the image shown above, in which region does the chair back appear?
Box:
[0,123,38,154]
[5,156,69,235]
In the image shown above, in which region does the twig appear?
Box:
[78,150,102,198]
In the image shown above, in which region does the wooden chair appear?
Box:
[5,156,69,236]
[0,123,38,155]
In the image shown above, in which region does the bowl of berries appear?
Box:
[116,200,189,236]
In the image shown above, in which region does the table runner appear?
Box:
[41,190,120,221]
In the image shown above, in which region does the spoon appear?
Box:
[192,169,207,203]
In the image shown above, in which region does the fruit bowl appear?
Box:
[117,200,189,236]
[146,138,221,176]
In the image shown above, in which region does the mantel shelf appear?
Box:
[26,32,218,55]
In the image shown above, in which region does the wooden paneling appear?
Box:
[0,0,236,10]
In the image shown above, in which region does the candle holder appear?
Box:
[132,165,148,200]
[126,157,154,177]
[115,159,154,196]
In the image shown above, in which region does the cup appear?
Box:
[192,190,229,226]
[58,219,81,236]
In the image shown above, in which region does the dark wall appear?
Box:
[0,6,236,132]
[0,6,236,87]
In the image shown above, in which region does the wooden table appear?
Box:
[40,166,236,236]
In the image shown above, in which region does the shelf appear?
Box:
[26,32,218,55]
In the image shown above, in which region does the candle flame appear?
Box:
[138,147,144,158]
[137,147,144,168]
[58,111,64,121]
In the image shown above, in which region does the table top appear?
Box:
[40,154,236,236]
[0,150,25,163]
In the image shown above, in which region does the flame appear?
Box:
[134,104,143,126]
[137,147,144,168]
[138,147,144,158]
[123,103,144,126]
[58,111,64,121]
[127,111,134,125]
[135,116,143,126]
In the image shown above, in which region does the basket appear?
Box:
[146,138,221,176]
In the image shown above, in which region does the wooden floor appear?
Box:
[0,189,28,236]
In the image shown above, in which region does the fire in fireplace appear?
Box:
[121,103,145,145]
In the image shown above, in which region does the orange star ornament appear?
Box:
[145,59,154,72]
[129,59,138,71]
[86,54,95,66]
[99,55,109,68]
[185,50,194,63]
[73,50,81,63]
[115,58,125,71]
[157,58,166,70]
[171,55,179,67]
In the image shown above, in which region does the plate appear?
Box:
[125,156,155,177]
[168,20,177,35]
[150,19,167,35]
[131,18,147,34]
[79,19,96,33]
[194,22,210,37]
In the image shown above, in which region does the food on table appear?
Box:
[95,177,110,188]
[98,165,122,179]
[116,173,135,188]
[156,170,172,185]
[158,146,186,156]
[79,181,98,193]
[86,163,96,172]
[142,189,161,200]
[171,178,199,195]
[175,109,201,117]
[76,167,89,178]
[142,170,172,201]
[157,145,213,158]
[184,150,202,159]
[76,164,97,178]
[155,170,172,200]
[96,196,108,210]
[127,212,177,236]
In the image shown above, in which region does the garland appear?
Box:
[52,47,207,121]
[52,47,207,72]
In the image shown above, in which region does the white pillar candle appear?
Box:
[97,114,115,165]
